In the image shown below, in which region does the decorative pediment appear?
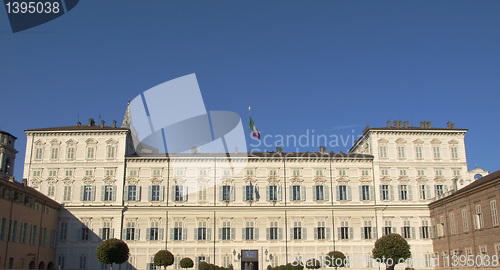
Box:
[49,139,61,145]
[448,139,459,144]
[430,139,442,144]
[105,138,118,145]
[398,176,410,182]
[434,176,446,182]
[244,178,258,185]
[34,140,46,146]
[82,177,95,185]
[150,177,163,185]
[126,177,139,186]
[359,178,373,185]
[416,176,428,183]
[313,177,326,185]
[378,138,389,144]
[85,138,98,144]
[30,178,41,188]
[221,178,234,186]
[103,177,116,185]
[47,178,57,185]
[395,138,407,144]
[267,176,280,185]
[243,176,255,182]
[336,177,349,185]
[380,176,392,183]
[413,139,424,144]
[65,139,77,145]
[173,178,186,185]
[63,178,74,185]
[290,177,303,185]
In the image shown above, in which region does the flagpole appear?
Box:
[248,106,251,153]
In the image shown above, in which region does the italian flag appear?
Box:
[249,117,260,140]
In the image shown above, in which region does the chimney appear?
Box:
[404,121,409,128]
[88,118,95,126]
[101,120,105,127]
[22,178,27,187]
[386,120,391,128]
[420,121,425,128]
[191,146,198,154]
[319,146,326,153]
[447,121,455,129]
[112,120,117,128]
[276,146,282,154]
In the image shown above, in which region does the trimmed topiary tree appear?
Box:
[305,258,321,269]
[154,250,174,270]
[180,258,194,269]
[95,238,130,270]
[199,262,210,270]
[372,233,411,270]
[327,251,346,268]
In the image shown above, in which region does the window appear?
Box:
[420,220,430,239]
[148,220,160,241]
[103,186,115,201]
[362,220,372,239]
[21,223,29,243]
[316,221,326,240]
[105,169,115,177]
[269,169,277,176]
[33,169,42,177]
[361,169,369,176]
[383,220,392,236]
[293,221,302,240]
[381,169,388,176]
[415,146,422,159]
[475,205,484,230]
[419,185,430,200]
[31,225,38,245]
[221,221,231,240]
[314,185,325,201]
[379,146,387,158]
[292,169,301,177]
[244,221,255,240]
[315,169,323,177]
[245,169,254,176]
[85,169,93,177]
[48,185,55,197]
[399,169,407,176]
[402,220,411,239]
[175,169,184,177]
[125,220,136,241]
[397,146,405,158]
[49,169,57,177]
[269,221,279,240]
[221,185,232,201]
[152,169,161,177]
[50,147,59,159]
[57,256,65,270]
[106,145,116,159]
[79,255,87,270]
[65,169,73,177]
[462,209,469,232]
[435,185,444,196]
[361,185,371,201]
[267,185,280,201]
[173,221,183,241]
[197,221,207,240]
[398,185,408,200]
[11,220,18,242]
[174,186,187,202]
[59,221,67,240]
[223,256,230,268]
[491,200,499,227]
[433,146,440,159]
[129,169,138,177]
[453,169,461,176]
[338,169,347,176]
[66,146,75,160]
[82,185,94,201]
[127,186,139,201]
[337,185,349,201]
[339,221,350,240]
[417,169,425,176]
[435,169,443,176]
[86,147,95,159]
[380,185,390,200]
[449,213,456,235]
[101,220,111,240]
[198,183,207,201]
[81,226,90,241]
[450,146,458,159]
[291,185,303,201]
[35,147,43,160]
[63,186,72,201]
[150,185,161,201]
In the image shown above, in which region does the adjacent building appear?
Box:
[22,114,485,270]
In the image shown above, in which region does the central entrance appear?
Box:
[241,250,258,270]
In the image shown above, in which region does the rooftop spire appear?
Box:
[122,100,131,128]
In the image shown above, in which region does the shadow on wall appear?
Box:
[55,209,136,270]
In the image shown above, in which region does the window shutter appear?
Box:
[112,186,117,201]
[137,186,142,201]
[290,228,294,240]
[379,186,383,201]
[444,185,448,193]
[266,228,270,240]
[408,185,413,201]
[146,228,151,240]
[184,186,189,202]
[301,186,306,201]
[122,229,127,240]
[302,228,307,240]
[255,228,259,240]
[159,228,164,240]
[392,227,397,234]
[389,185,394,201]
[400,227,404,237]
[242,228,246,240]
[361,227,365,239]
[347,186,352,201]
[160,186,165,201]
[313,186,317,201]
[171,187,176,202]
[101,186,105,201]
[243,186,247,201]
[369,186,374,201]
[266,186,270,201]
[425,185,431,199]
[419,227,423,239]
[359,187,363,201]
[398,185,402,200]
[218,228,222,240]
[135,229,140,241]
[230,186,235,201]
[219,186,223,201]
[418,185,424,200]
[148,186,152,201]
[373,229,378,239]
[230,228,235,240]
[170,228,174,240]
[337,228,341,240]
[326,228,331,240]
[278,186,282,201]
[110,228,115,238]
[324,186,329,201]
[314,227,318,240]
[349,227,353,240]
[411,227,416,239]
[279,228,283,240]
[99,228,103,239]
[194,228,198,240]
[80,186,84,201]
[182,228,187,240]
[91,186,96,201]
[289,186,293,201]
[255,185,260,201]
[207,228,211,240]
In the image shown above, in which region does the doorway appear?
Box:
[240,250,258,270]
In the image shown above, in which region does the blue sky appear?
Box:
[1,1,499,179]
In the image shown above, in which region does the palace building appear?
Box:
[22,112,486,270]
